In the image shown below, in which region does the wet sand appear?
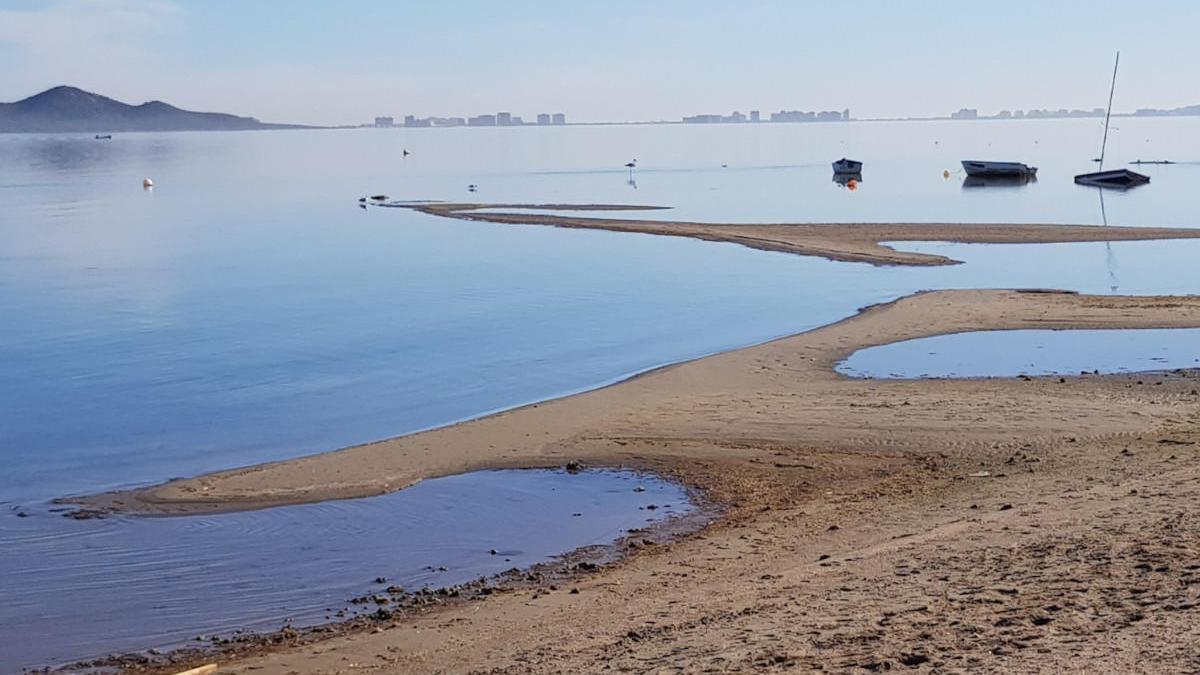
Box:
[64,212,1200,673]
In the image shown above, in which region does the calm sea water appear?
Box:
[2,120,1199,668]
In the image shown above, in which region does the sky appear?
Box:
[1,0,1199,126]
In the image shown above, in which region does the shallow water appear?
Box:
[0,468,690,670]
[838,328,1200,379]
[2,122,1199,669]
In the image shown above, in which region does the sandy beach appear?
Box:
[69,215,1200,673]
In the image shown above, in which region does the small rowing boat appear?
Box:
[832,158,863,174]
[961,160,1037,177]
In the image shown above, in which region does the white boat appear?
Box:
[832,158,863,174]
[961,160,1037,177]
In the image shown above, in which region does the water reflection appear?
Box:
[5,134,179,174]
[832,171,862,189]
[0,469,692,670]
[962,173,1037,188]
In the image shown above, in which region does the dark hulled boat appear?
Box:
[1074,169,1150,189]
[1074,51,1150,190]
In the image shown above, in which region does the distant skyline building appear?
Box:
[496,111,512,126]
[468,114,497,126]
[537,113,551,125]
[945,106,1112,121]
[768,109,846,123]
[749,110,760,123]
[373,116,394,128]
[552,112,566,125]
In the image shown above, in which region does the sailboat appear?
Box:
[1074,52,1150,189]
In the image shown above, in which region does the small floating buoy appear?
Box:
[143,178,154,188]
[943,170,951,179]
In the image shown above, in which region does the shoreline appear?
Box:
[70,288,1200,517]
[61,478,721,674]
[49,213,1200,672]
[82,285,1200,672]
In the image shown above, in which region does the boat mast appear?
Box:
[1098,51,1120,171]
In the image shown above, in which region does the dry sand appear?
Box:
[69,211,1200,673]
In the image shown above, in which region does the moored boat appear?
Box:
[832,158,863,174]
[1073,52,1150,190]
[1074,169,1150,189]
[961,160,1037,177]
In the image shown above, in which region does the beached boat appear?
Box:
[1074,52,1150,190]
[961,160,1037,177]
[1074,169,1150,189]
[832,158,863,174]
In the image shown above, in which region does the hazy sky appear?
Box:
[2,0,1199,126]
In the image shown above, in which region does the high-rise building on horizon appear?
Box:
[537,113,551,125]
[552,113,566,125]
[496,111,513,126]
[374,116,394,128]
[749,110,760,123]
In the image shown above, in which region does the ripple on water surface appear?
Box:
[837,328,1200,379]
[0,469,695,671]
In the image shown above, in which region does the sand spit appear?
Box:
[73,289,1200,517]
[98,287,1200,674]
[64,210,1200,673]
[399,202,1200,266]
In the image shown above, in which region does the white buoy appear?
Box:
[143,178,154,188]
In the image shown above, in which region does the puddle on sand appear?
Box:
[837,328,1200,379]
[0,468,696,671]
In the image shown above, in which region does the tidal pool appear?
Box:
[0,468,694,670]
[837,328,1200,379]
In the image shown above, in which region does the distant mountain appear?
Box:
[0,86,306,133]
